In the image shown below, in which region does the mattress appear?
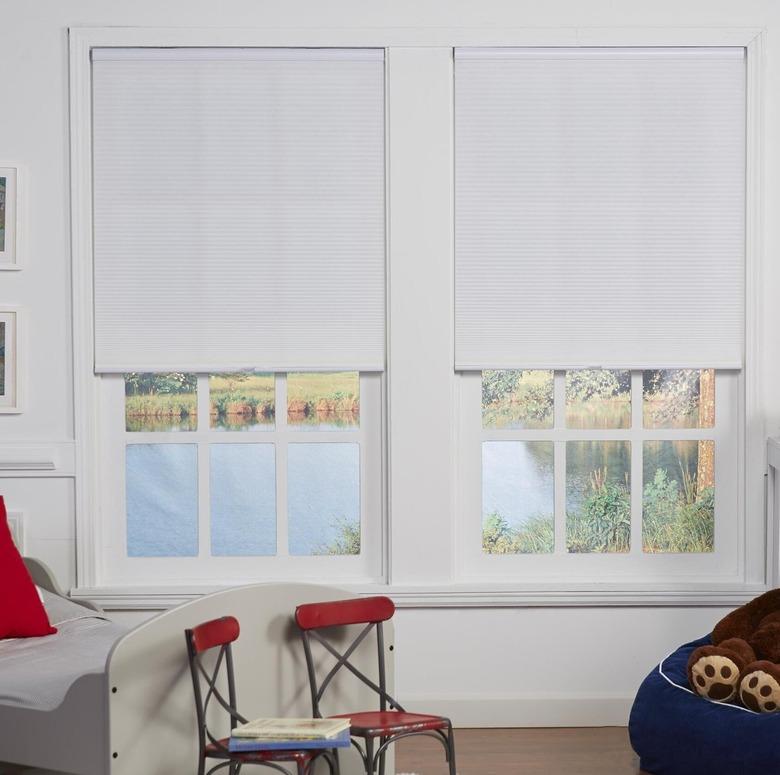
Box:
[0,590,127,711]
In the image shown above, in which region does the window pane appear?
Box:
[482,441,554,554]
[566,441,631,553]
[125,373,197,432]
[643,369,715,429]
[126,444,198,556]
[643,440,714,553]
[288,443,360,555]
[209,372,275,431]
[287,372,359,430]
[210,444,276,556]
[481,370,554,430]
[565,370,630,429]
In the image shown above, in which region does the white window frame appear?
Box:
[95,373,384,587]
[70,25,767,608]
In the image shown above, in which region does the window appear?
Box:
[72,31,763,601]
[88,47,386,587]
[454,47,746,586]
[97,372,383,585]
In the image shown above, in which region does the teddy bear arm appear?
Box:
[713,609,755,644]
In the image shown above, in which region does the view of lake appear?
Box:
[124,372,361,557]
[481,369,716,555]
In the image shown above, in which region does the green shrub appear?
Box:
[567,475,631,553]
[642,468,713,552]
[314,518,361,556]
[482,512,554,554]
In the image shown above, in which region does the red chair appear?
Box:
[185,616,339,775]
[295,596,456,775]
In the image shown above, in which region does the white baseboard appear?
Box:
[400,693,634,728]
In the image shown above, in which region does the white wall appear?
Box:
[2,0,780,728]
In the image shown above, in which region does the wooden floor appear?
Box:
[394,728,645,775]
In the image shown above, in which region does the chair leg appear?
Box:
[378,737,387,775]
[296,760,307,775]
[447,724,457,775]
[364,737,375,775]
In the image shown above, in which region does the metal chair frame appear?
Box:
[297,600,456,775]
[185,617,339,775]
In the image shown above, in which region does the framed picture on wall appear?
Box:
[0,165,21,270]
[0,307,22,413]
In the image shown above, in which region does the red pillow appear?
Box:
[0,496,57,638]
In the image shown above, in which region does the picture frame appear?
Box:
[0,165,21,270]
[0,306,23,413]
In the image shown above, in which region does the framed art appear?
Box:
[0,165,20,270]
[0,307,22,413]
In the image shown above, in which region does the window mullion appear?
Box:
[275,373,289,558]
[552,372,566,554]
[554,439,567,555]
[630,371,644,555]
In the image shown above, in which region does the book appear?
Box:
[228,727,352,753]
[232,717,350,740]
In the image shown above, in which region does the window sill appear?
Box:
[70,582,768,610]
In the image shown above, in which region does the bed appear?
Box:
[0,560,393,775]
[629,635,780,775]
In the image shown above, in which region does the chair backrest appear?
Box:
[184,615,245,758]
[295,596,403,717]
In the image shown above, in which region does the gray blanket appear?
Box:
[0,590,127,711]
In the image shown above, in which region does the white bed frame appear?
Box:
[0,563,395,775]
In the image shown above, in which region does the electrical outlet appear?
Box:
[7,511,24,553]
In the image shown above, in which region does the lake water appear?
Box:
[482,439,708,542]
[482,441,554,528]
[126,440,360,557]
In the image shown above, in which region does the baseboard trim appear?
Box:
[399,694,634,728]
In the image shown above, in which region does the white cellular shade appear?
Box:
[91,48,385,373]
[455,47,746,370]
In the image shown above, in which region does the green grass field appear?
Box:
[287,371,359,411]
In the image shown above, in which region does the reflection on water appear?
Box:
[126,415,197,432]
[565,399,630,430]
[212,413,275,432]
[288,410,359,430]
[644,439,699,484]
[482,403,553,430]
[565,370,631,429]
[566,441,631,514]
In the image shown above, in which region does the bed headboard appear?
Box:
[23,556,66,595]
[23,557,101,613]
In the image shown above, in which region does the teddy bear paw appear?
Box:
[689,654,740,701]
[740,669,780,713]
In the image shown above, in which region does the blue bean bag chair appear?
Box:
[630,635,780,774]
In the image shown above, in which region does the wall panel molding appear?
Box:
[0,442,75,476]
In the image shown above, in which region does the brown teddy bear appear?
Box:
[688,588,780,712]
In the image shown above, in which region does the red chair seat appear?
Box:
[206,740,316,763]
[330,710,450,737]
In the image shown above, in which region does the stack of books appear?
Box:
[228,717,352,753]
